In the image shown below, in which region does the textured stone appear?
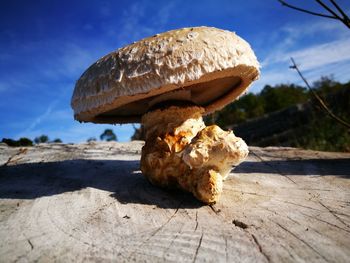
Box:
[0,142,349,262]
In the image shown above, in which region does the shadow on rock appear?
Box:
[2,157,347,206]
[234,158,350,177]
[0,159,202,209]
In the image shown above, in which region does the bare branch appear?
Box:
[278,0,350,29]
[290,57,350,129]
[329,0,350,27]
[330,0,349,19]
[315,0,343,20]
[277,0,338,19]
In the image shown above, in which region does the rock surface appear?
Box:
[0,142,349,262]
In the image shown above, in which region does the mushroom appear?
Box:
[71,27,260,204]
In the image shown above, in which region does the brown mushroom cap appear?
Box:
[71,26,260,123]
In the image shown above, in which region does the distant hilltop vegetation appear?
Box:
[209,77,350,152]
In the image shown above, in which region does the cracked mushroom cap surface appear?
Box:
[71,26,260,123]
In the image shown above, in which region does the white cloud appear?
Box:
[107,1,175,45]
[256,18,350,92]
[282,19,344,39]
[264,38,350,71]
[289,38,350,71]
[0,82,9,92]
[38,42,107,81]
[17,98,61,137]
[262,19,350,67]
[154,2,176,27]
[255,58,350,93]
[110,2,150,44]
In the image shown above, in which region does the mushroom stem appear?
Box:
[140,105,249,204]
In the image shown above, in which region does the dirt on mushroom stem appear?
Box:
[140,103,249,204]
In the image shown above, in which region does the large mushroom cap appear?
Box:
[71,26,260,123]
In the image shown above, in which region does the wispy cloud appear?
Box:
[256,19,350,91]
[41,42,101,80]
[261,19,349,67]
[257,58,350,92]
[17,98,61,138]
[263,38,350,71]
[110,2,151,44]
[153,1,176,28]
[289,38,350,71]
[4,18,146,149]
[0,42,103,95]
[0,82,9,92]
[108,1,176,45]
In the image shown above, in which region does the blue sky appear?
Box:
[1,0,349,143]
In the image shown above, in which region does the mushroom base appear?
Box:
[140,105,249,204]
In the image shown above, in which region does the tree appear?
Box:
[235,93,265,119]
[260,84,308,113]
[34,135,49,144]
[87,137,97,142]
[131,125,145,141]
[312,76,341,95]
[100,129,117,141]
[210,82,309,128]
[2,138,33,147]
[18,138,34,146]
[289,58,350,129]
[51,138,62,143]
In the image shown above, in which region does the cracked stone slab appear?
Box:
[0,142,349,262]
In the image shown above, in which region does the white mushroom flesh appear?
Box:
[140,105,248,204]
